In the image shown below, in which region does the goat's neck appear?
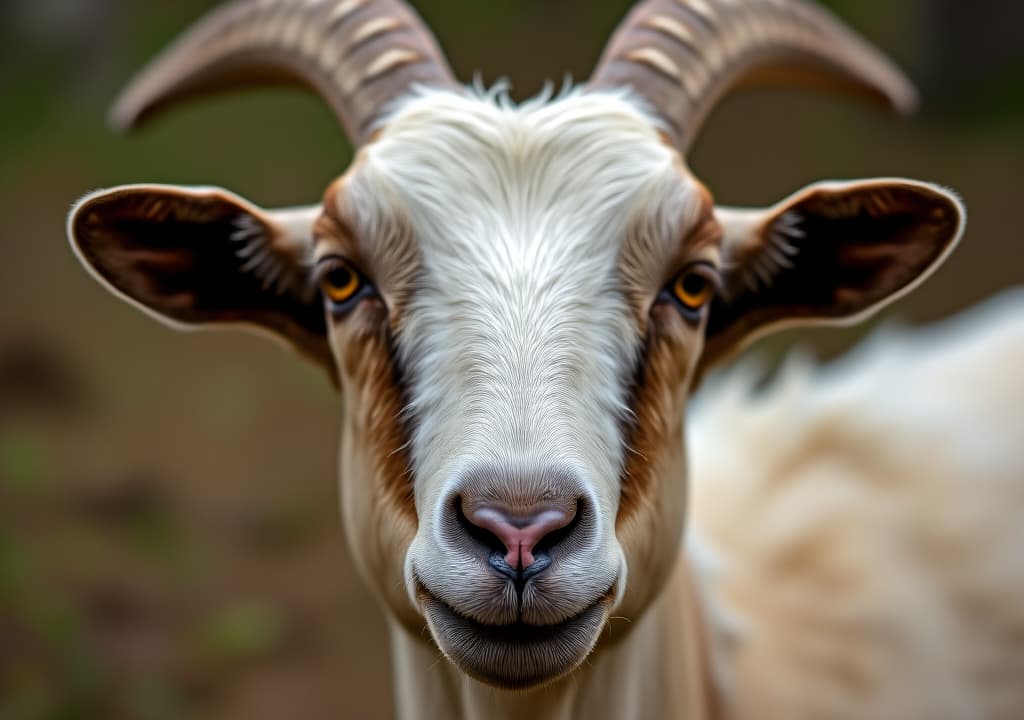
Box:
[388,553,722,720]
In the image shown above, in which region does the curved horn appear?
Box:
[112,0,458,145]
[588,0,917,152]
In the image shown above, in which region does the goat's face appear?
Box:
[322,91,710,686]
[67,0,966,694]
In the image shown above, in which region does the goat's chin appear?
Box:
[419,587,615,690]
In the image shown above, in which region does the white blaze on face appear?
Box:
[346,88,704,614]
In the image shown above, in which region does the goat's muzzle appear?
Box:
[406,462,623,687]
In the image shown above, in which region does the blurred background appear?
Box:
[0,0,1020,718]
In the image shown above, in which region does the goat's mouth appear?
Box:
[418,584,615,690]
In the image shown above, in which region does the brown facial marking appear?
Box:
[339,301,418,523]
[611,180,721,620]
[616,181,719,510]
[617,302,696,527]
[318,175,424,623]
[614,299,695,621]
[319,180,419,519]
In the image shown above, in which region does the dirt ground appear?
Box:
[1,317,395,718]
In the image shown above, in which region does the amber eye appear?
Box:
[320,259,362,306]
[671,266,717,313]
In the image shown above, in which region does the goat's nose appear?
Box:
[462,502,577,570]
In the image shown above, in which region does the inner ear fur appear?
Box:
[68,184,335,380]
[702,179,965,370]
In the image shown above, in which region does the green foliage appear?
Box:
[198,601,285,663]
[0,430,55,499]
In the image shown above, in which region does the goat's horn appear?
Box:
[588,0,917,152]
[111,0,458,145]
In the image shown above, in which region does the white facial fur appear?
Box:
[335,87,708,625]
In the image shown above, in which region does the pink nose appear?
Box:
[463,503,576,569]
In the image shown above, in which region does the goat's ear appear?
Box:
[68,185,335,380]
[700,179,964,371]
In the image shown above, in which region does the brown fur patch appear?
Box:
[617,310,690,527]
[610,178,722,621]
[339,303,417,523]
[615,181,720,523]
[317,177,425,624]
[320,179,420,524]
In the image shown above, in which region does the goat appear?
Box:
[66,1,1023,718]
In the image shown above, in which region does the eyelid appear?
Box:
[680,260,723,294]
[313,254,353,284]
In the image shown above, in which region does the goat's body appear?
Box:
[691,289,1024,719]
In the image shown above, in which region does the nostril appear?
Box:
[460,497,579,571]
[533,498,583,556]
[455,498,507,556]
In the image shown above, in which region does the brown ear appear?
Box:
[701,179,965,371]
[68,185,334,380]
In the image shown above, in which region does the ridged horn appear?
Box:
[588,0,917,152]
[111,0,458,145]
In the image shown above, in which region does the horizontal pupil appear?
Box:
[327,267,354,290]
[680,274,706,297]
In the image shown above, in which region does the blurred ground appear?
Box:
[0,1,1021,718]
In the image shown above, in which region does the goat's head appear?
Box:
[68,0,964,690]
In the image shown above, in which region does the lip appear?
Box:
[418,583,615,690]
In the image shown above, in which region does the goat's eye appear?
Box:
[319,258,364,308]
[669,264,718,315]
